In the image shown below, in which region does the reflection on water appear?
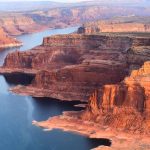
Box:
[16,27,79,52]
[0,27,111,150]
[0,75,111,150]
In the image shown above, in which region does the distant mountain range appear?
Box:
[0,0,150,12]
[0,1,66,12]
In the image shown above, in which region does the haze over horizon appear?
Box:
[0,0,89,2]
[0,0,149,12]
[0,0,150,3]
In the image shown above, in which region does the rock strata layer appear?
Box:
[81,61,150,133]
[0,14,46,36]
[2,33,150,101]
[78,20,150,34]
[33,62,150,150]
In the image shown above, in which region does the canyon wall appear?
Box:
[82,61,150,133]
[4,34,133,69]
[0,14,45,36]
[1,5,150,36]
[3,33,150,101]
[78,21,150,34]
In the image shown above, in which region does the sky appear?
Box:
[0,0,89,2]
[0,0,149,4]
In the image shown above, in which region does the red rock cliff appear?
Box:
[3,33,150,101]
[82,61,150,133]
[78,21,150,34]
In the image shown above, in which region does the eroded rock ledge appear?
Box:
[78,20,150,34]
[0,25,149,149]
[2,33,149,101]
[33,61,150,150]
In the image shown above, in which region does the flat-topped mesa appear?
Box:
[0,27,22,49]
[2,33,150,101]
[3,34,150,70]
[42,34,133,51]
[43,34,150,51]
[82,62,150,133]
[78,20,150,34]
[3,34,130,70]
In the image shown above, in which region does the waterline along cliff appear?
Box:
[2,33,150,101]
[0,23,150,149]
[33,61,150,150]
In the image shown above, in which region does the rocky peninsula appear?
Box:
[0,27,22,49]
[2,33,149,101]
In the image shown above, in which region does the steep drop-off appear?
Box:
[0,14,46,36]
[78,20,150,34]
[81,61,150,133]
[2,33,149,101]
[33,62,150,150]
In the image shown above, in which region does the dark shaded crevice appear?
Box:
[87,138,112,149]
[4,73,35,86]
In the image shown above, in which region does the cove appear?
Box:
[0,27,111,150]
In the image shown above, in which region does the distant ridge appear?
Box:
[0,0,149,12]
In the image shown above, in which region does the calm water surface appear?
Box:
[0,27,110,150]
[0,26,78,65]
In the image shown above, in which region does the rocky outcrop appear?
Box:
[78,21,150,34]
[4,34,132,69]
[2,33,149,101]
[0,27,22,49]
[81,61,150,133]
[32,61,150,150]
[4,34,150,70]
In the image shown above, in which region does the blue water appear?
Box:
[0,26,78,65]
[0,27,110,150]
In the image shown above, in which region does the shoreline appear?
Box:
[0,42,23,49]
[0,25,79,50]
[9,85,87,102]
[33,111,150,150]
[9,25,79,37]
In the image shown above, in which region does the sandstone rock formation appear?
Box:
[0,14,46,36]
[2,33,149,101]
[32,62,150,150]
[1,5,150,36]
[81,61,150,133]
[78,20,150,34]
[0,27,22,49]
[0,20,149,149]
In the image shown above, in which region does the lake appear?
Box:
[0,27,110,150]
